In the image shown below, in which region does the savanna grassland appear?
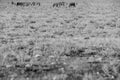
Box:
[0,0,120,80]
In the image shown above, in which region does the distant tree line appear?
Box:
[11,1,77,8]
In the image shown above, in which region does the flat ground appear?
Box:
[0,0,120,80]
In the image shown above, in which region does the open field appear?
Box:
[0,0,120,80]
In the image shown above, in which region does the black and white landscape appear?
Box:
[0,0,120,80]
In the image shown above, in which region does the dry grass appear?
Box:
[0,40,120,80]
[0,0,120,80]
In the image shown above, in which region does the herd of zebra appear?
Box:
[11,1,77,8]
[53,2,77,8]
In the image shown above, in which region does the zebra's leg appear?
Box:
[53,3,57,7]
[37,2,40,6]
[31,2,35,6]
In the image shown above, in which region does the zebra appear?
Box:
[16,2,25,7]
[11,1,15,5]
[11,2,41,7]
[25,2,31,6]
[31,2,35,6]
[53,2,67,8]
[29,2,40,6]
[69,2,77,7]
